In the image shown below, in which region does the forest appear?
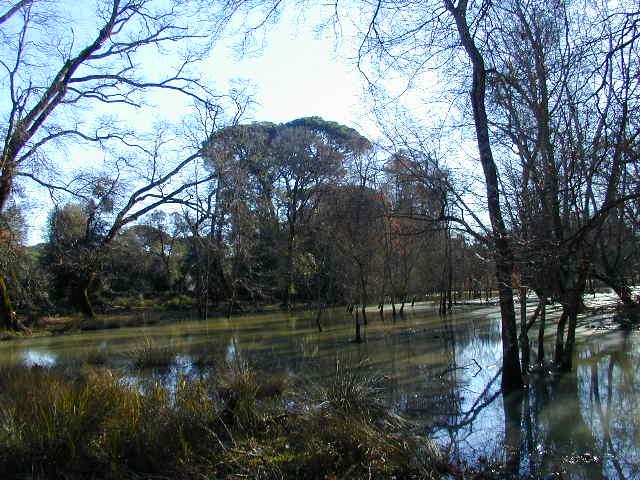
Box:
[0,0,639,479]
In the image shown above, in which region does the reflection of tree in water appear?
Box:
[517,371,602,478]
[581,330,640,479]
[425,326,640,479]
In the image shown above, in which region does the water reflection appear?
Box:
[0,304,637,478]
[22,350,57,367]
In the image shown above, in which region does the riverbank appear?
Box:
[1,300,329,341]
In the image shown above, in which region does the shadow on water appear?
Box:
[0,303,638,478]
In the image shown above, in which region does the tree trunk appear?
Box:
[0,164,13,214]
[554,310,568,367]
[537,299,546,365]
[610,282,636,306]
[359,267,368,325]
[81,286,95,318]
[354,309,362,343]
[0,274,16,329]
[75,276,96,318]
[559,298,580,372]
[446,0,523,391]
[315,303,324,332]
[519,287,530,374]
[285,223,295,309]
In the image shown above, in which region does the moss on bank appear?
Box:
[0,362,446,479]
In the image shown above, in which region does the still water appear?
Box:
[0,302,637,479]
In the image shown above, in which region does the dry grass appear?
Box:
[0,361,446,479]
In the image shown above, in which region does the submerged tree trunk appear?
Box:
[446,0,523,391]
[559,297,580,372]
[315,304,324,332]
[354,308,362,343]
[503,390,524,476]
[609,281,636,306]
[554,310,568,368]
[391,297,396,321]
[537,299,546,365]
[556,265,587,372]
[519,287,530,374]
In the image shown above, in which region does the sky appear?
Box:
[214,23,367,127]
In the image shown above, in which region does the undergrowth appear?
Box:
[0,361,445,479]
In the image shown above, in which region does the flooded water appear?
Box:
[0,302,638,479]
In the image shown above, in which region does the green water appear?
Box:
[0,302,638,479]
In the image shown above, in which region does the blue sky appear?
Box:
[208,6,374,135]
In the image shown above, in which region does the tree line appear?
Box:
[1,116,497,325]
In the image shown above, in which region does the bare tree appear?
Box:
[0,0,227,213]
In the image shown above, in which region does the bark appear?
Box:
[0,165,13,214]
[554,310,568,366]
[285,222,295,309]
[609,281,636,306]
[354,309,362,343]
[0,274,16,329]
[519,287,530,374]
[76,273,96,318]
[446,0,523,391]
[81,286,95,318]
[315,304,324,332]
[537,299,546,365]
[559,297,580,372]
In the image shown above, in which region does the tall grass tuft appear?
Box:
[319,358,389,422]
[127,336,177,368]
[216,358,288,434]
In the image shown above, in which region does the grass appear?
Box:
[0,361,446,479]
[127,336,178,368]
